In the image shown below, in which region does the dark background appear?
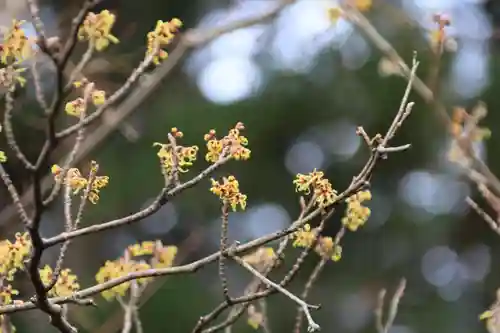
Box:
[1,0,500,332]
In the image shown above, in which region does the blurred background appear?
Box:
[1,0,500,332]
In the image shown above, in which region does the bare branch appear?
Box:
[341,4,500,196]
[232,255,320,332]
[0,208,322,315]
[219,202,232,302]
[375,278,407,333]
[30,55,50,111]
[44,156,231,248]
[466,197,500,236]
[0,163,30,225]
[3,87,35,170]
[293,258,327,333]
[26,0,48,45]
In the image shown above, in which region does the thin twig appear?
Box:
[30,56,49,111]
[342,4,500,196]
[26,0,48,46]
[45,84,93,294]
[374,278,406,333]
[65,44,94,91]
[3,86,35,170]
[43,104,88,207]
[167,133,181,186]
[466,197,500,235]
[0,208,322,315]
[293,258,327,333]
[232,255,321,332]
[23,2,99,332]
[195,198,324,333]
[44,156,231,247]
[120,281,142,333]
[0,0,294,243]
[219,201,232,302]
[0,163,30,225]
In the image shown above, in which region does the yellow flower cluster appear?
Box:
[146,18,182,65]
[247,304,264,330]
[95,240,177,301]
[77,10,119,51]
[1,19,32,64]
[0,232,31,306]
[293,169,337,207]
[328,0,372,23]
[51,161,109,204]
[65,98,86,117]
[341,190,372,231]
[154,128,198,177]
[292,225,342,262]
[479,290,500,332]
[39,265,80,297]
[448,104,490,163]
[0,232,31,281]
[65,80,106,117]
[0,284,18,305]
[292,224,318,248]
[204,122,250,163]
[210,175,247,211]
[0,66,27,88]
[242,247,276,271]
[449,106,491,141]
[315,236,342,262]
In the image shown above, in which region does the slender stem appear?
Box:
[232,255,320,332]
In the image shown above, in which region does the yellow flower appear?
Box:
[205,139,223,163]
[96,260,130,300]
[78,10,119,51]
[354,0,372,11]
[293,224,317,248]
[247,305,264,330]
[210,176,247,211]
[171,127,183,138]
[154,245,178,269]
[204,123,251,163]
[146,18,182,65]
[51,162,109,203]
[128,241,155,257]
[1,20,32,64]
[480,310,493,320]
[315,236,342,262]
[88,175,109,204]
[0,284,19,305]
[96,240,178,300]
[314,178,337,207]
[0,151,6,163]
[154,133,199,176]
[91,90,106,106]
[65,98,86,117]
[0,232,31,282]
[40,265,80,297]
[342,190,372,231]
[293,169,337,207]
[293,169,324,194]
[328,7,343,23]
[242,247,276,271]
